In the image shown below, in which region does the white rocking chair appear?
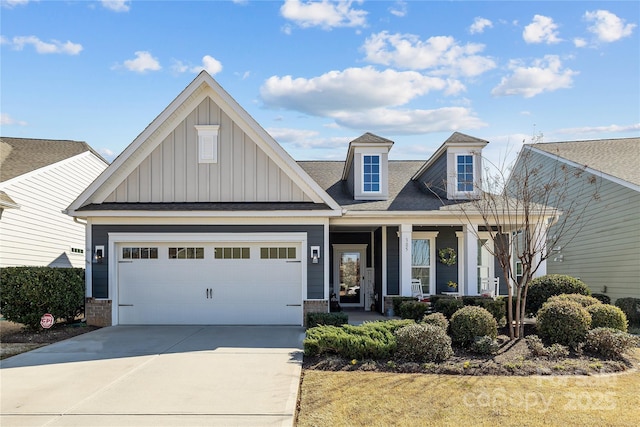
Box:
[480,277,499,298]
[411,279,428,301]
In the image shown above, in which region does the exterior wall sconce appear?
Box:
[94,245,105,264]
[310,246,320,264]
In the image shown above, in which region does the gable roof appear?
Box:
[528,137,640,187]
[341,132,394,181]
[67,72,341,214]
[0,137,106,182]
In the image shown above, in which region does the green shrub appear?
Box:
[584,327,640,360]
[303,320,414,359]
[587,304,628,332]
[547,293,601,308]
[526,274,591,315]
[536,300,591,346]
[450,306,497,347]
[306,312,348,327]
[0,267,85,329]
[422,312,449,330]
[391,297,417,315]
[470,336,500,355]
[591,293,611,304]
[615,298,640,326]
[525,335,569,360]
[398,301,430,321]
[394,323,453,362]
[476,297,507,328]
[434,297,464,319]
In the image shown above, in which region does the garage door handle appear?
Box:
[206,288,213,299]
[286,304,302,307]
[119,304,133,307]
[286,260,301,263]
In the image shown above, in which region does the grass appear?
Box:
[297,349,640,427]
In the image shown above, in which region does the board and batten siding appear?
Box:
[90,224,325,299]
[0,152,107,268]
[527,150,640,303]
[104,98,311,204]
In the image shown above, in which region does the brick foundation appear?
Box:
[303,300,328,326]
[85,298,112,327]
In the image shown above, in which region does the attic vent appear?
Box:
[195,125,220,163]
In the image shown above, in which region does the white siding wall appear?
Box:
[105,98,311,203]
[0,153,107,268]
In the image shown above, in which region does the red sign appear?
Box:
[40,313,54,329]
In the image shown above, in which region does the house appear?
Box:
[66,72,553,327]
[0,137,108,268]
[517,138,640,303]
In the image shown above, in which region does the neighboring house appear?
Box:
[518,138,640,303]
[66,72,553,327]
[0,137,108,268]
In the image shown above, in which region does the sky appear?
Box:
[1,0,639,171]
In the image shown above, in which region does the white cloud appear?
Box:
[362,31,496,77]
[523,15,561,44]
[101,0,130,12]
[389,0,407,18]
[268,127,350,149]
[491,55,577,98]
[280,0,367,30]
[260,66,455,116]
[0,113,27,126]
[1,0,31,8]
[98,148,116,160]
[469,17,493,34]
[584,10,636,43]
[172,55,223,75]
[556,123,640,135]
[123,51,161,73]
[332,107,487,135]
[2,35,82,54]
[573,38,587,48]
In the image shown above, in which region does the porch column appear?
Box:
[455,231,464,294]
[399,223,413,297]
[532,222,549,278]
[462,224,478,296]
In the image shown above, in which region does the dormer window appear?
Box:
[363,155,381,193]
[456,154,474,192]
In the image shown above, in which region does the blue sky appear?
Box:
[1,0,638,170]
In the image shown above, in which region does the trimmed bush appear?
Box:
[422,312,449,330]
[391,297,417,315]
[0,267,85,329]
[584,327,639,360]
[434,297,464,319]
[306,312,348,327]
[547,293,601,308]
[587,304,628,332]
[526,274,591,315]
[450,306,497,347]
[303,320,414,359]
[398,301,430,321]
[615,298,640,326]
[536,300,591,346]
[470,336,500,355]
[591,293,611,304]
[525,335,569,360]
[395,323,453,362]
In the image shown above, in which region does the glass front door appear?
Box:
[333,245,367,307]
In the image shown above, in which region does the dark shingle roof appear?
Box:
[531,137,640,186]
[299,160,453,211]
[0,137,106,182]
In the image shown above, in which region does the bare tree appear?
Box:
[437,134,600,339]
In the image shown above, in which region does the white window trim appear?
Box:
[195,125,220,163]
[361,153,382,194]
[447,149,481,200]
[411,231,438,296]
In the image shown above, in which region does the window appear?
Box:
[122,247,158,259]
[169,247,204,259]
[457,155,474,192]
[363,155,380,192]
[214,247,250,259]
[260,247,297,259]
[411,239,431,295]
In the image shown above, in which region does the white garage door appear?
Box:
[116,241,303,325]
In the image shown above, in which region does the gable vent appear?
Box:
[195,125,220,163]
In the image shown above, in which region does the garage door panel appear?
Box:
[117,241,303,325]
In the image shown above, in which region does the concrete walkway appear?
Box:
[0,325,304,426]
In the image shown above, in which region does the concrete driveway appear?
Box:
[0,325,304,426]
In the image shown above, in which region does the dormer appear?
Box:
[341,133,394,201]
[412,132,488,200]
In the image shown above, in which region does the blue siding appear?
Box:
[91,224,325,299]
[417,153,447,198]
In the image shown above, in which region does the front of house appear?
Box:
[66,72,548,327]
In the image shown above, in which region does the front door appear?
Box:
[333,245,367,307]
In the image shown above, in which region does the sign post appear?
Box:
[40,313,54,329]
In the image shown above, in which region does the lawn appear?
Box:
[297,352,640,427]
